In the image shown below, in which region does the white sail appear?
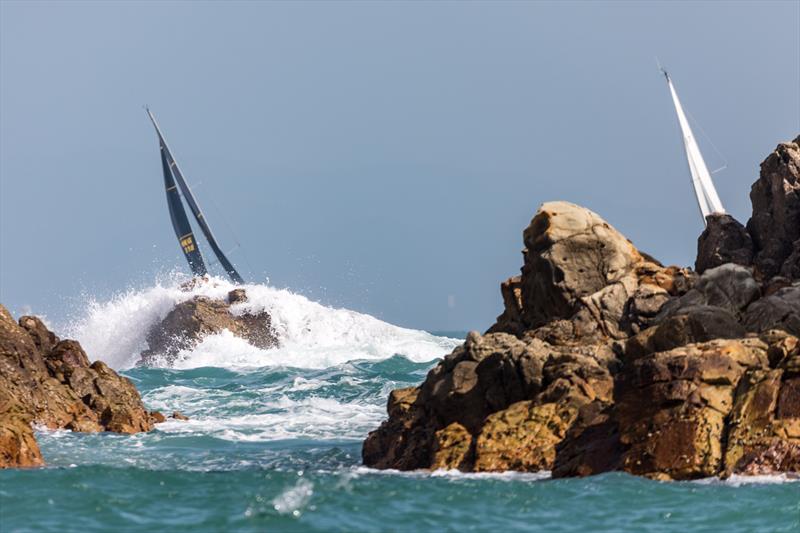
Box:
[663,72,725,222]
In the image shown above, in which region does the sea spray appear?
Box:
[63,274,460,370]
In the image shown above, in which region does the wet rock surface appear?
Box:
[0,305,163,468]
[364,136,800,480]
[138,289,278,366]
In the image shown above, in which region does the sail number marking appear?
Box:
[180,235,196,253]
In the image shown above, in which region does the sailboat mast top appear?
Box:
[661,70,726,224]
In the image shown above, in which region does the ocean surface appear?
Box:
[1,277,797,532]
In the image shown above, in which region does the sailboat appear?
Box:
[661,69,726,225]
[146,108,245,284]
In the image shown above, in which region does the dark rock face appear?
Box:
[0,305,162,468]
[696,213,754,274]
[693,136,800,280]
[139,289,277,366]
[364,136,800,480]
[748,136,800,279]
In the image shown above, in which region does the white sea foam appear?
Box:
[692,473,800,486]
[352,466,552,481]
[272,478,314,516]
[150,395,385,442]
[63,274,460,370]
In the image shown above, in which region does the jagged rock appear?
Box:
[747,136,800,279]
[364,136,800,480]
[0,305,161,468]
[743,284,800,336]
[781,240,800,279]
[696,213,754,274]
[430,422,473,470]
[657,264,760,321]
[363,330,613,471]
[551,401,620,477]
[614,339,768,480]
[473,401,576,472]
[139,290,277,365]
[730,440,800,476]
[721,335,800,475]
[625,305,746,360]
[362,387,433,470]
[227,288,248,305]
[0,397,43,469]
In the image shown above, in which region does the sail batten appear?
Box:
[146,109,245,284]
[663,72,725,223]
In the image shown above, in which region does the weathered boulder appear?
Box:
[139,289,277,365]
[657,264,760,321]
[0,305,162,468]
[743,283,800,336]
[747,135,800,279]
[491,202,693,341]
[518,201,643,332]
[625,305,746,360]
[696,213,754,274]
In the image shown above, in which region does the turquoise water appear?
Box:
[1,354,798,532]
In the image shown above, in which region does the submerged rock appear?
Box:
[0,305,163,468]
[364,136,800,480]
[138,289,277,366]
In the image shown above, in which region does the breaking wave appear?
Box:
[62,274,460,370]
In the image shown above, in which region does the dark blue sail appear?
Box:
[147,109,245,284]
[159,141,207,277]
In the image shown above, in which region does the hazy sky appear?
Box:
[1,1,798,331]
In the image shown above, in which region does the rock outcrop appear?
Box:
[139,289,277,366]
[696,214,754,273]
[696,136,800,280]
[748,136,800,279]
[0,305,163,468]
[364,136,800,480]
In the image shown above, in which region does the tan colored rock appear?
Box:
[474,401,576,472]
[519,201,643,331]
[362,387,435,470]
[139,292,277,365]
[430,422,474,470]
[0,396,43,469]
[0,305,161,468]
[614,339,769,480]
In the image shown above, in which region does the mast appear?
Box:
[146,109,245,284]
[661,69,726,224]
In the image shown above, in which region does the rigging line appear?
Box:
[683,105,728,175]
[204,192,259,280]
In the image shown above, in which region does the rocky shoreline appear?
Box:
[363,135,800,480]
[0,306,171,468]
